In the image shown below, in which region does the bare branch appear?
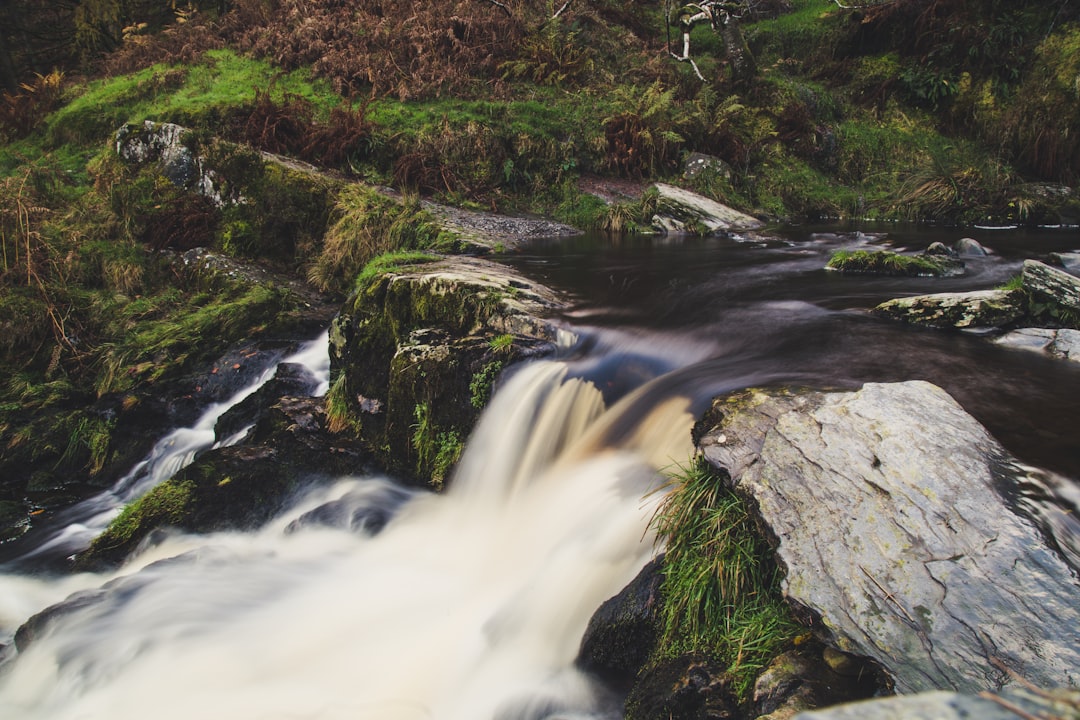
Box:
[481,0,513,16]
[551,0,573,20]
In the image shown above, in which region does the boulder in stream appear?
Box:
[651,183,763,234]
[696,381,1080,695]
[995,327,1080,362]
[871,288,1025,329]
[329,255,566,486]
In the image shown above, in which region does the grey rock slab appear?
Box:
[1023,259,1080,310]
[698,382,1080,695]
[996,327,1080,362]
[872,289,1025,329]
[653,182,764,232]
[793,687,1080,720]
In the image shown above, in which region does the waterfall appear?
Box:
[1,331,332,570]
[0,359,694,720]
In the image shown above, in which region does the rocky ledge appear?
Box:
[873,259,1080,337]
[580,380,1080,718]
[329,255,568,485]
[697,381,1080,695]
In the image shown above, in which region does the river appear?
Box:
[0,224,1076,719]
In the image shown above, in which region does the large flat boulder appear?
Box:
[696,381,1080,695]
[652,183,763,233]
[872,289,1025,329]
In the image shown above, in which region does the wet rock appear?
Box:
[995,327,1080,362]
[625,654,740,720]
[751,646,880,720]
[1022,258,1080,311]
[697,382,1080,694]
[577,557,664,687]
[954,237,988,256]
[329,256,566,484]
[1049,251,1080,272]
[924,241,951,256]
[214,361,320,443]
[651,183,763,234]
[13,588,105,652]
[793,687,1080,720]
[76,396,371,568]
[284,479,412,535]
[872,289,1025,329]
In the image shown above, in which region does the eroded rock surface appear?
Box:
[652,183,764,234]
[793,687,1080,720]
[697,382,1080,695]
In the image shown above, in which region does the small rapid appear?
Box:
[0,359,693,720]
[0,331,332,570]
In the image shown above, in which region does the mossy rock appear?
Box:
[77,397,370,568]
[329,255,563,486]
[826,250,964,277]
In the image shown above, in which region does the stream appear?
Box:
[0,224,1077,719]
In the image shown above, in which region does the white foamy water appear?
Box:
[0,361,694,720]
[4,333,332,567]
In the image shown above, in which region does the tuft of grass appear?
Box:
[488,334,514,354]
[826,249,957,277]
[307,186,454,296]
[325,373,362,435]
[651,458,800,703]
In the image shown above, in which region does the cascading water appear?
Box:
[2,226,1078,719]
[0,358,694,720]
[0,331,332,570]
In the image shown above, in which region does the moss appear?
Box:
[827,249,960,277]
[469,359,505,409]
[651,458,801,704]
[87,478,194,555]
[94,282,298,395]
[411,402,463,490]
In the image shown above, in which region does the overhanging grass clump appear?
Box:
[826,249,959,277]
[652,458,800,702]
[307,186,457,296]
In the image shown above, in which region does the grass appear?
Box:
[826,249,957,277]
[308,186,455,296]
[325,373,362,434]
[45,50,339,148]
[651,458,800,703]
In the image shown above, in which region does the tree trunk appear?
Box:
[721,18,755,87]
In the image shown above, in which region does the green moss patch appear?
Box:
[827,249,962,277]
